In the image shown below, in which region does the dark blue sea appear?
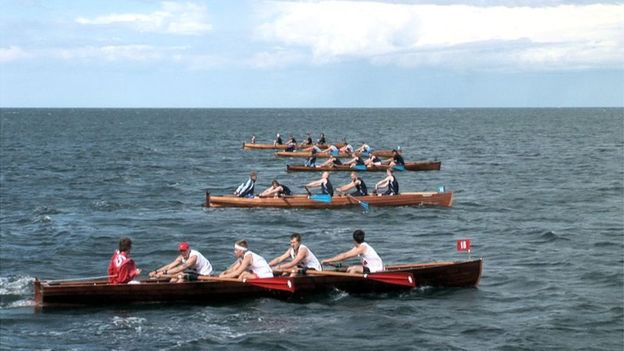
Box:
[0,108,622,350]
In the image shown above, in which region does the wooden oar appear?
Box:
[346,194,369,211]
[307,270,415,287]
[198,276,296,293]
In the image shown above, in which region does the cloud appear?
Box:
[76,1,212,35]
[0,46,32,63]
[257,1,624,70]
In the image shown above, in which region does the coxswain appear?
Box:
[336,172,368,196]
[234,171,256,198]
[304,171,334,196]
[374,168,399,195]
[149,242,213,283]
[220,240,274,280]
[304,148,318,167]
[321,229,384,274]
[108,237,141,284]
[269,233,322,276]
[259,179,292,198]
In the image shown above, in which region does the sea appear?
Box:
[0,108,622,351]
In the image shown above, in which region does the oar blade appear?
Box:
[359,201,369,211]
[309,194,332,203]
[367,272,415,287]
[246,277,296,293]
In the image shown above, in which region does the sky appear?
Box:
[0,0,622,108]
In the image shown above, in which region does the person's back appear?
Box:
[108,238,140,284]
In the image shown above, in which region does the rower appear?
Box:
[149,242,213,283]
[339,142,354,154]
[234,171,257,198]
[318,155,342,168]
[269,233,322,276]
[321,229,384,274]
[344,152,366,169]
[336,172,368,196]
[259,179,292,198]
[284,135,297,152]
[355,143,372,154]
[364,153,383,166]
[304,148,318,167]
[317,132,326,145]
[304,171,334,196]
[320,144,340,156]
[250,135,256,144]
[274,133,283,145]
[303,133,313,146]
[383,149,405,167]
[108,237,141,284]
[374,168,399,196]
[220,240,273,280]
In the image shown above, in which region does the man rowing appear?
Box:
[374,168,399,195]
[344,152,366,169]
[336,172,368,196]
[317,133,326,145]
[320,144,340,156]
[355,143,372,154]
[149,242,213,283]
[220,240,274,280]
[108,237,141,284]
[268,233,322,276]
[339,142,354,154]
[364,153,383,167]
[318,155,342,168]
[259,179,292,198]
[304,148,317,167]
[382,149,405,167]
[321,229,384,274]
[304,171,334,196]
[234,171,256,198]
[274,133,283,145]
[285,135,298,152]
[303,133,313,146]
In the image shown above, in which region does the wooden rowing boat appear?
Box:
[286,161,441,172]
[33,259,482,307]
[243,142,346,150]
[274,150,394,158]
[204,192,453,208]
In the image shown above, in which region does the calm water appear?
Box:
[0,108,622,350]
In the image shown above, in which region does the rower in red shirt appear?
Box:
[108,237,141,284]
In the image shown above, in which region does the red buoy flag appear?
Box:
[457,239,471,252]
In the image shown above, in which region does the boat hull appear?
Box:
[204,192,453,208]
[34,260,482,307]
[287,161,441,172]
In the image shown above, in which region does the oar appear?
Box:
[198,276,295,293]
[346,194,369,211]
[307,270,415,287]
[46,275,116,284]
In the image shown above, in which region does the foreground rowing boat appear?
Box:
[34,259,482,307]
[286,161,441,172]
[205,192,453,208]
[274,150,394,158]
[243,142,346,150]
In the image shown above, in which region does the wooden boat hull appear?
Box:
[205,192,453,208]
[287,161,441,172]
[243,143,346,150]
[274,150,394,158]
[34,260,482,307]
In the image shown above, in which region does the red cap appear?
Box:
[178,242,190,251]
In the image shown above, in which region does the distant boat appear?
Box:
[286,161,441,172]
[204,191,453,208]
[242,142,346,150]
[274,150,394,158]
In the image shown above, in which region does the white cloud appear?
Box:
[76,1,212,35]
[52,45,166,62]
[257,1,624,70]
[0,46,32,63]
